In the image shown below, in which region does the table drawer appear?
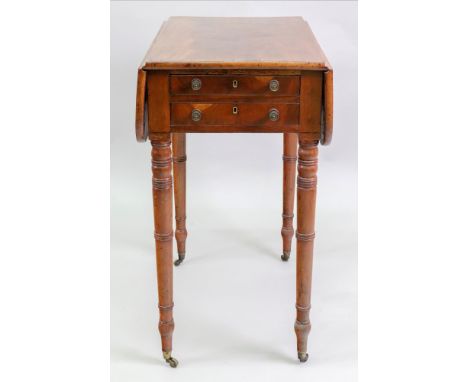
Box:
[171,103,299,127]
[170,75,300,96]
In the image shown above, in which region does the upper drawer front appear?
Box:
[171,103,299,127]
[170,75,300,96]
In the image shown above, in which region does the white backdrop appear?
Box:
[111,1,357,381]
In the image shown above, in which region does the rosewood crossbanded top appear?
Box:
[140,16,331,70]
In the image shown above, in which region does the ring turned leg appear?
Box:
[151,135,178,368]
[172,133,187,266]
[281,133,298,261]
[294,135,318,363]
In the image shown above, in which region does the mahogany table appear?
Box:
[135,16,333,367]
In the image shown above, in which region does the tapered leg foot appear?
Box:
[282,133,298,261]
[298,352,309,363]
[173,133,187,266]
[163,351,179,368]
[174,252,185,266]
[281,251,291,261]
[294,135,318,364]
[151,136,176,369]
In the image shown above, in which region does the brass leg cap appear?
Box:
[174,253,185,266]
[166,358,178,368]
[163,351,179,368]
[298,352,309,363]
[281,251,290,261]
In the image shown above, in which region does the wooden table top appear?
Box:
[141,17,331,70]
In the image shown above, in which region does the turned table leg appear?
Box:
[172,133,187,266]
[151,135,178,368]
[294,134,318,363]
[281,133,298,261]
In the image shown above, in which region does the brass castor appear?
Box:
[163,351,179,368]
[281,251,290,261]
[298,352,309,363]
[174,253,185,266]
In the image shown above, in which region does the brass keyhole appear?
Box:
[233,106,238,115]
[232,80,238,88]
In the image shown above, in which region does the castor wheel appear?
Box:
[163,351,179,368]
[281,251,290,261]
[174,253,185,266]
[298,352,309,363]
[166,357,178,368]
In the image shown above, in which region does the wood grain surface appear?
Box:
[151,135,175,357]
[172,133,187,266]
[141,17,331,70]
[171,103,299,127]
[135,17,333,144]
[135,69,147,142]
[321,69,334,145]
[134,16,334,366]
[170,75,300,96]
[281,133,298,261]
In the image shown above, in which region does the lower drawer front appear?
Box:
[171,103,299,127]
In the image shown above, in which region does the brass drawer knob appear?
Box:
[191,109,202,122]
[191,78,202,91]
[232,79,238,88]
[269,108,280,121]
[269,79,279,92]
